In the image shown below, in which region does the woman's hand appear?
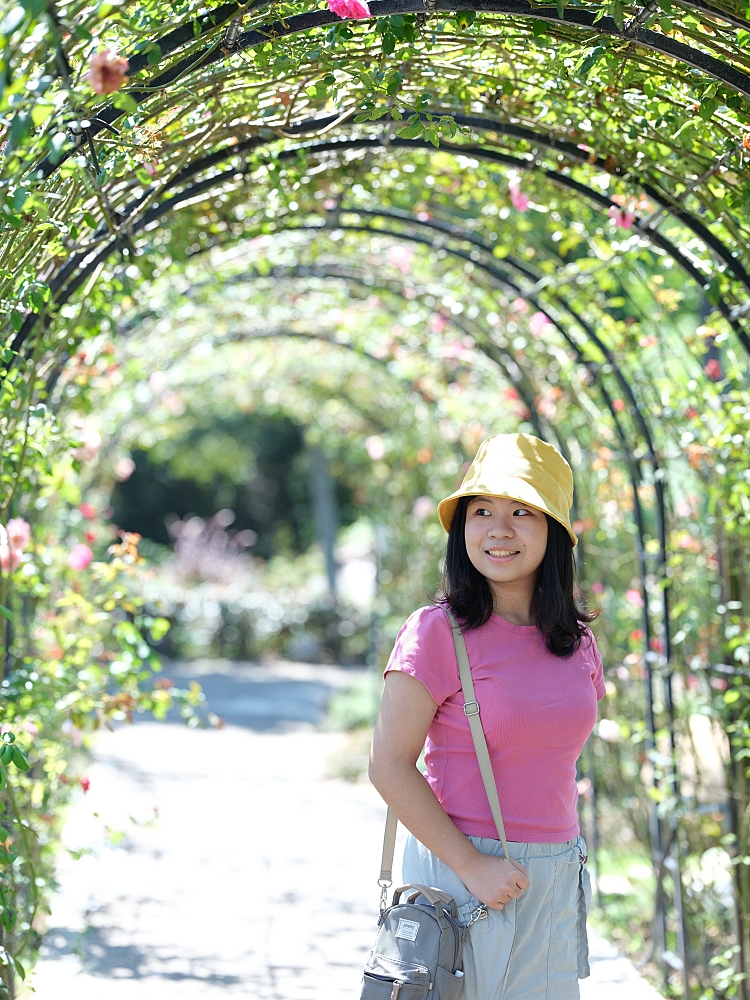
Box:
[458,852,530,910]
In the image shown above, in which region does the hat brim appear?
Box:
[437,484,578,548]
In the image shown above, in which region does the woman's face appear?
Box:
[464,496,548,592]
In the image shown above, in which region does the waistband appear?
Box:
[467,834,586,862]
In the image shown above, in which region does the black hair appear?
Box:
[437,495,599,657]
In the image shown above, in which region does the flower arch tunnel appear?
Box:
[4,0,750,993]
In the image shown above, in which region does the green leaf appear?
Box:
[453,10,475,29]
[381,32,396,54]
[149,617,171,642]
[577,46,605,78]
[31,103,54,127]
[9,312,23,333]
[146,43,162,65]
[397,123,423,139]
[0,746,13,767]
[724,689,741,704]
[531,19,547,36]
[0,606,13,623]
[112,92,139,114]
[612,0,625,31]
[83,211,98,229]
[10,747,28,771]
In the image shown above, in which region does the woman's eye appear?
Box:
[513,508,531,516]
[475,508,491,516]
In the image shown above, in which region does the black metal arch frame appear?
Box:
[34,0,750,189]
[25,121,750,370]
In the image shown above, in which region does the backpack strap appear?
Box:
[378,608,511,899]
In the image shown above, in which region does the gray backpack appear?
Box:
[361,610,514,1000]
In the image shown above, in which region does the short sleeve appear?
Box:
[586,631,606,701]
[384,605,460,707]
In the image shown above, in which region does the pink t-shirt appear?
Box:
[385,605,605,843]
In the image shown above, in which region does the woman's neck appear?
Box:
[488,579,536,626]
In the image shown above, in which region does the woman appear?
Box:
[369,433,605,1000]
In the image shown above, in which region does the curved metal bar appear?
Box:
[32,0,750,181]
[104,127,750,350]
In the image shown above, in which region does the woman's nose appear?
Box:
[488,518,514,538]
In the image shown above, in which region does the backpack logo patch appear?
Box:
[395,918,419,942]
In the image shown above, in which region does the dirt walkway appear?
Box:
[29,663,663,999]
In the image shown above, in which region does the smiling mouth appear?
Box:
[486,548,520,558]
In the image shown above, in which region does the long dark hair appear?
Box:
[437,495,599,657]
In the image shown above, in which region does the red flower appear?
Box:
[629,629,645,642]
[80,777,91,793]
[704,358,723,380]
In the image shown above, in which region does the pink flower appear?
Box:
[613,398,626,412]
[115,457,136,481]
[510,297,528,314]
[79,776,91,794]
[509,178,529,212]
[74,425,101,462]
[630,628,645,642]
[413,497,435,521]
[591,581,604,594]
[67,544,93,571]
[7,519,30,554]
[625,588,644,608]
[387,245,414,274]
[704,358,723,380]
[328,0,370,17]
[79,503,97,520]
[608,205,635,229]
[529,312,552,338]
[86,49,130,95]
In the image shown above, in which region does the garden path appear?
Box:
[29,662,664,999]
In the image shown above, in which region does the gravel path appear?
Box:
[29,662,663,999]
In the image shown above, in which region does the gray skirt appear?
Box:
[402,834,592,1000]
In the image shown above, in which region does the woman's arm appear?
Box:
[369,670,529,909]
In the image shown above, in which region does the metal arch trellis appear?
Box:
[28,0,750,189]
[19,120,750,363]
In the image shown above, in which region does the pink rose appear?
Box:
[7,519,30,554]
[529,312,552,338]
[509,178,529,213]
[68,544,93,571]
[328,0,370,18]
[74,426,101,462]
[86,49,130,95]
[608,205,635,229]
[79,503,97,520]
[625,589,644,608]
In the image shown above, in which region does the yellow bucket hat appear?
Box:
[437,433,577,547]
